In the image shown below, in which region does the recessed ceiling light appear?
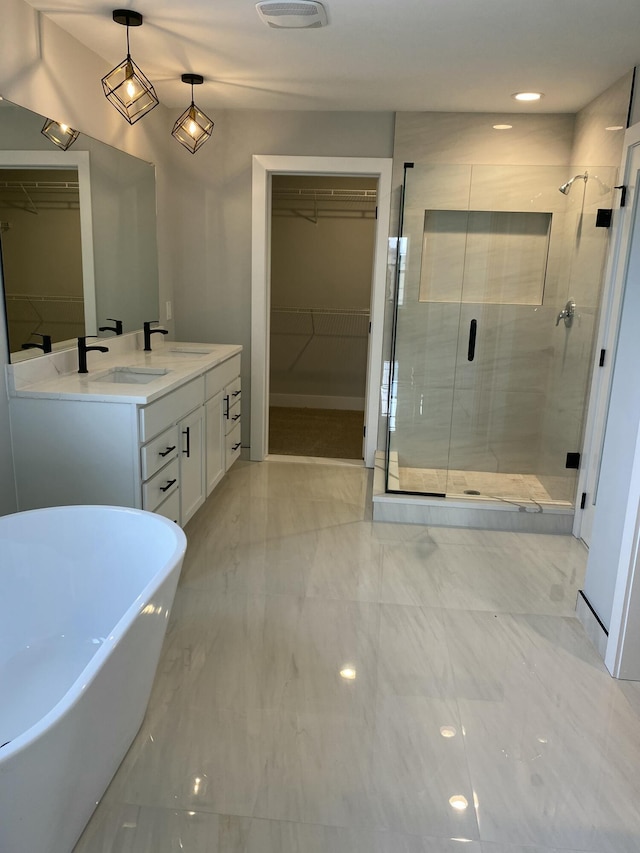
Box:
[449,795,468,811]
[440,725,457,738]
[512,92,543,102]
[493,124,513,130]
[340,666,356,680]
[605,125,624,131]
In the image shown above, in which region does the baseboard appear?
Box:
[269,394,365,411]
[576,590,609,660]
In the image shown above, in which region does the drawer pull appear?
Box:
[182,426,191,458]
[232,390,241,397]
[232,413,241,422]
[224,395,230,418]
[232,441,241,451]
[159,445,176,458]
[160,478,177,493]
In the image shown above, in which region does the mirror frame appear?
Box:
[0,150,97,357]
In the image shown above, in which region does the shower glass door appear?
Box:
[387,162,618,507]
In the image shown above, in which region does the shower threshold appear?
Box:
[372,452,574,533]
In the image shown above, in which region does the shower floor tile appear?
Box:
[397,467,573,506]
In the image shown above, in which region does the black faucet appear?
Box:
[98,318,123,336]
[77,336,109,374]
[143,320,168,352]
[21,333,52,353]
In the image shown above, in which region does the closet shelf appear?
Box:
[271,307,370,338]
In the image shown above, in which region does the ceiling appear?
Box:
[24,0,640,114]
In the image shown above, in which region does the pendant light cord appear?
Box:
[126,23,131,58]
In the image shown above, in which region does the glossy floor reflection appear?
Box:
[74,460,640,853]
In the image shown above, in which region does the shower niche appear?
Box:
[386,163,617,509]
[419,209,552,305]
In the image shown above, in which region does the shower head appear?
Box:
[559,172,588,195]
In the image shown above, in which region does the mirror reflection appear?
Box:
[0,167,84,353]
[0,99,159,362]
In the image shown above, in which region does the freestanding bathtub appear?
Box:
[0,505,187,853]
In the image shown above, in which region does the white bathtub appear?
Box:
[0,505,187,853]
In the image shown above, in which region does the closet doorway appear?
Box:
[268,175,377,460]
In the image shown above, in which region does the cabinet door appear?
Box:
[179,406,206,525]
[205,391,225,496]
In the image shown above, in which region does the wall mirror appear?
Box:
[0,99,159,362]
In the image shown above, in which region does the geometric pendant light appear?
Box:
[41,119,80,150]
[171,74,214,154]
[101,10,159,124]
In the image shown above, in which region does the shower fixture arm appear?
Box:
[558,172,588,195]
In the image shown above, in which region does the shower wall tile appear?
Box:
[448,389,545,473]
[402,164,473,211]
[394,302,460,387]
[468,165,569,214]
[393,113,574,169]
[570,71,633,167]
[390,383,454,470]
[453,304,555,394]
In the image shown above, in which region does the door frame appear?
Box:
[250,155,393,466]
[574,122,640,543]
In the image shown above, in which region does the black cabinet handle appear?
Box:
[183,426,191,458]
[468,319,477,362]
[159,445,176,458]
[232,390,241,397]
[232,413,241,422]
[224,395,230,418]
[232,441,241,451]
[160,478,177,492]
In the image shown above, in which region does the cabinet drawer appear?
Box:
[154,489,180,525]
[205,355,241,400]
[226,377,242,400]
[141,425,179,480]
[225,398,241,435]
[225,422,242,470]
[143,457,179,511]
[139,377,204,442]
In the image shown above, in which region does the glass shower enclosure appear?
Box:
[385,162,617,508]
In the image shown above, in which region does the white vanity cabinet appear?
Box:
[204,353,241,490]
[8,345,242,527]
[177,406,206,524]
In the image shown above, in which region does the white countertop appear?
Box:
[7,335,242,404]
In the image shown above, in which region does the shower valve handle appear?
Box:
[556,299,576,327]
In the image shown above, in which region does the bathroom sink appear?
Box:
[93,367,170,384]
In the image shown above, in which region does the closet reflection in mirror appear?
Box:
[0,168,85,353]
[0,98,159,362]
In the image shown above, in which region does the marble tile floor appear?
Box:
[397,467,573,507]
[74,459,640,853]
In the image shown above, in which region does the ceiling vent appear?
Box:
[256,1,328,29]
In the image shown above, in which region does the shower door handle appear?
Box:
[467,319,477,362]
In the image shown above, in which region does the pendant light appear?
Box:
[171,74,214,154]
[41,119,79,150]
[102,9,159,124]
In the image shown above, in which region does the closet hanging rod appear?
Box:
[272,188,377,201]
[0,180,79,191]
[6,293,85,304]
